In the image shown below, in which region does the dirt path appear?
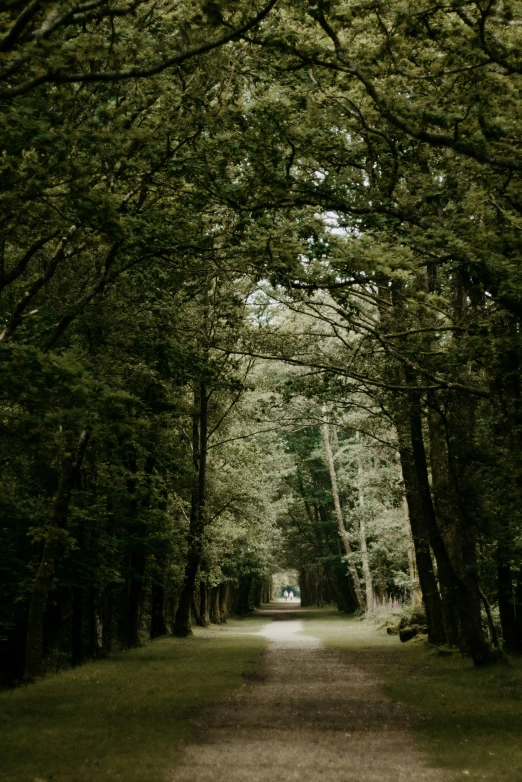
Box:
[170,606,450,782]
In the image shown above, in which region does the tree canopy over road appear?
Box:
[1,0,522,684]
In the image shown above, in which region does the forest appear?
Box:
[1,0,522,694]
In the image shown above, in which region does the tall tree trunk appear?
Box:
[103,588,114,655]
[252,581,263,609]
[42,592,63,661]
[200,581,210,627]
[497,549,520,653]
[422,270,495,660]
[514,567,522,651]
[406,536,422,607]
[89,588,103,658]
[219,583,229,623]
[408,397,494,663]
[173,382,208,636]
[192,593,203,627]
[376,554,386,599]
[397,434,447,645]
[238,575,253,615]
[327,571,355,613]
[480,589,500,648]
[71,587,83,666]
[317,503,359,612]
[173,556,200,636]
[321,411,365,610]
[355,433,374,611]
[119,448,146,649]
[210,586,221,623]
[151,583,168,638]
[123,551,146,648]
[299,569,309,606]
[23,429,91,681]
[427,394,481,647]
[488,314,522,653]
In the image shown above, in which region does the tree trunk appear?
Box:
[103,588,114,655]
[398,444,447,644]
[326,572,353,613]
[321,411,365,610]
[238,575,253,614]
[219,583,229,623]
[119,447,146,649]
[252,581,262,609]
[173,554,200,637]
[395,404,447,646]
[427,394,481,648]
[151,583,168,638]
[200,581,210,627]
[355,434,374,611]
[23,429,91,681]
[488,316,522,654]
[71,587,83,666]
[318,503,359,612]
[299,570,309,606]
[428,389,502,659]
[173,382,208,636]
[121,551,146,648]
[386,278,451,645]
[407,539,422,607]
[497,553,520,653]
[514,567,522,653]
[408,397,495,663]
[89,588,103,658]
[192,592,203,627]
[480,589,499,648]
[376,554,386,598]
[210,586,221,624]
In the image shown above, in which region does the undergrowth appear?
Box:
[364,601,427,634]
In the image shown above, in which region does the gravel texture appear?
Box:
[170,605,450,782]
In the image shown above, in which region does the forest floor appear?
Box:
[2,607,522,782]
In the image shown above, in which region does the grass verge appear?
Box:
[304,610,522,781]
[0,616,268,782]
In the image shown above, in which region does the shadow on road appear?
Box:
[254,602,339,621]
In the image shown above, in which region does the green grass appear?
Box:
[0,617,268,782]
[303,610,522,782]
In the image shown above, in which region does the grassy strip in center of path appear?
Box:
[303,609,522,782]
[0,616,268,782]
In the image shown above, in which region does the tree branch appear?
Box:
[0,0,279,99]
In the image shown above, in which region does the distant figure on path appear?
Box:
[289,591,294,601]
[284,590,289,601]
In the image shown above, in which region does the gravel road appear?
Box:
[170,606,450,782]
